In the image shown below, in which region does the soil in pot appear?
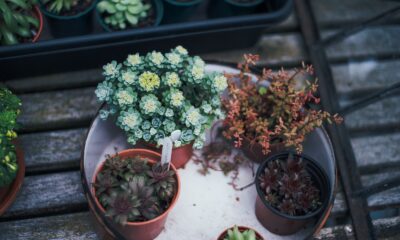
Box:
[136,141,194,169]
[40,0,96,37]
[91,149,180,240]
[97,0,162,32]
[255,152,330,235]
[218,226,264,240]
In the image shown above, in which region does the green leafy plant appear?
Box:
[0,0,40,45]
[0,87,21,187]
[93,154,177,225]
[97,0,151,30]
[222,226,259,240]
[222,54,342,154]
[258,153,320,216]
[41,0,88,14]
[95,46,227,150]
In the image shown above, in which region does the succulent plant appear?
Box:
[223,226,258,240]
[0,87,21,187]
[97,0,151,30]
[41,0,83,14]
[258,153,321,216]
[94,154,177,225]
[0,0,40,45]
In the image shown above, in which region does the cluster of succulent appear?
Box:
[0,88,21,187]
[222,54,342,154]
[41,0,89,14]
[96,46,227,149]
[93,154,177,225]
[222,226,259,240]
[97,0,151,30]
[0,0,40,45]
[258,153,320,216]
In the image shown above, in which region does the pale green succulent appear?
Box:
[97,0,151,30]
[41,0,79,14]
[0,0,39,45]
[223,226,258,240]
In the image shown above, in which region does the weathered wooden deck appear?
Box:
[1,0,400,239]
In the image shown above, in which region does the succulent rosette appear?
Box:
[96,46,227,149]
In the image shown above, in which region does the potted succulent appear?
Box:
[0,87,25,215]
[95,46,227,168]
[222,54,342,162]
[0,0,43,45]
[162,0,203,24]
[96,0,163,32]
[208,0,264,18]
[255,152,329,235]
[91,149,180,240]
[39,0,97,37]
[218,225,263,240]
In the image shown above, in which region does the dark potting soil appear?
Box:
[44,0,93,16]
[102,0,156,31]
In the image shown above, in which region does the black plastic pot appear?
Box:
[255,152,330,235]
[40,0,97,38]
[96,0,164,32]
[162,0,203,24]
[208,0,264,18]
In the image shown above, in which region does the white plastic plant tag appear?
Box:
[160,130,181,169]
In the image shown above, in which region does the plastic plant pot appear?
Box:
[255,152,330,235]
[241,138,285,163]
[162,0,203,24]
[96,0,164,32]
[217,226,264,240]
[39,0,97,38]
[208,0,264,18]
[136,141,194,169]
[90,149,181,240]
[0,143,25,216]
[32,6,44,42]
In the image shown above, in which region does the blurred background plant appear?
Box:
[0,0,39,45]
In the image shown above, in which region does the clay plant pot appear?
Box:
[255,152,330,235]
[32,6,44,42]
[241,138,285,163]
[39,0,97,38]
[0,143,25,216]
[162,0,203,24]
[96,0,164,32]
[217,226,264,240]
[208,0,264,18]
[90,149,181,240]
[136,141,194,169]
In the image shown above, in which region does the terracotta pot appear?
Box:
[241,138,285,163]
[91,149,181,240]
[217,226,264,240]
[255,152,330,235]
[137,141,194,169]
[32,6,44,42]
[0,142,25,216]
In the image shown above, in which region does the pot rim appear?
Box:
[91,148,181,226]
[140,140,194,151]
[32,6,44,42]
[0,141,25,215]
[164,0,203,6]
[95,0,163,32]
[39,0,98,19]
[217,226,264,240]
[224,0,264,7]
[255,151,331,221]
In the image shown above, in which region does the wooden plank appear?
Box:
[0,212,97,240]
[5,69,102,94]
[315,216,400,240]
[19,128,87,173]
[18,87,99,132]
[311,0,400,28]
[332,59,400,98]
[0,171,86,220]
